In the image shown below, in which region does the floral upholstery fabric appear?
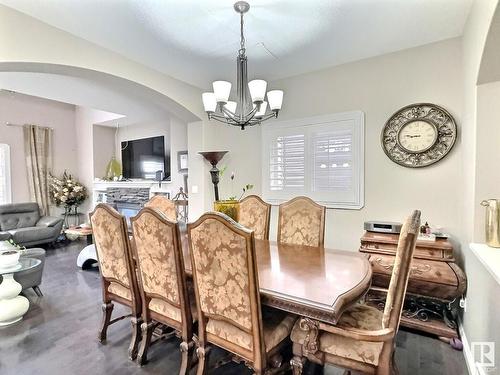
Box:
[91,207,130,288]
[278,198,325,247]
[133,211,179,307]
[145,195,177,221]
[190,218,252,330]
[239,196,270,240]
[149,297,198,322]
[291,304,383,366]
[206,308,296,352]
[108,282,131,300]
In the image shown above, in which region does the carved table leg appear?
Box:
[290,356,306,375]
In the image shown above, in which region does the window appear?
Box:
[0,144,12,204]
[262,112,364,209]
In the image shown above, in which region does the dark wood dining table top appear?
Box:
[181,236,372,325]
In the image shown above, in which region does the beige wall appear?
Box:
[92,125,115,180]
[214,38,463,251]
[0,91,77,207]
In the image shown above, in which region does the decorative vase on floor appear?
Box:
[214,200,240,221]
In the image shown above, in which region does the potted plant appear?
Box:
[213,169,253,221]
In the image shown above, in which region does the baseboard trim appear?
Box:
[459,318,488,375]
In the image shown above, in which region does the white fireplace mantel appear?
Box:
[92,180,172,208]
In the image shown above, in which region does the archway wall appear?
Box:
[0,4,213,218]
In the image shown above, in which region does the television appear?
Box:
[121,136,169,180]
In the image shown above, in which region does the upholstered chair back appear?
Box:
[277,196,326,247]
[131,207,192,329]
[188,212,265,367]
[382,210,421,331]
[145,195,177,221]
[90,203,139,307]
[239,195,271,240]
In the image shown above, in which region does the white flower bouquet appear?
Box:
[49,171,88,208]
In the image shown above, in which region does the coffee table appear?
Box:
[0,257,41,326]
[65,226,93,245]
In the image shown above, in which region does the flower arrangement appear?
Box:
[214,168,254,221]
[49,171,88,208]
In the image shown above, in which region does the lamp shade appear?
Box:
[202,92,217,112]
[248,79,267,103]
[224,101,237,116]
[254,101,268,118]
[267,90,283,111]
[213,81,232,103]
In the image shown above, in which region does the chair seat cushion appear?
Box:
[9,226,55,244]
[206,307,296,352]
[149,296,198,323]
[108,282,132,300]
[291,304,383,366]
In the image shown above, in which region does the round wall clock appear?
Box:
[381,103,457,168]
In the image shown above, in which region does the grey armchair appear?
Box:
[0,203,63,247]
[0,248,46,296]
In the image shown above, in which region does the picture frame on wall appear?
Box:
[177,151,188,173]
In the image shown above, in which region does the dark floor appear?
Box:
[0,241,468,375]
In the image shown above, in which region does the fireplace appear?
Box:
[115,201,142,225]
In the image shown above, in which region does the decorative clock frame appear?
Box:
[381,103,457,168]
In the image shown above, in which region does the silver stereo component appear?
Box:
[364,221,402,234]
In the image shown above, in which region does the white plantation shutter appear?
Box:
[0,144,12,204]
[262,112,364,209]
[269,134,305,191]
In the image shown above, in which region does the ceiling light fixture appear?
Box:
[201,1,284,130]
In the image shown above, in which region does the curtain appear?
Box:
[23,125,53,216]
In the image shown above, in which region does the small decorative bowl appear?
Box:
[0,250,20,269]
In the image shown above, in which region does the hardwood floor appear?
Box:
[0,241,468,375]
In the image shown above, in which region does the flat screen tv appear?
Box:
[121,136,169,180]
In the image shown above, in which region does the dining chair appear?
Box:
[131,207,196,370]
[145,195,177,221]
[188,212,297,375]
[277,196,326,247]
[89,203,142,360]
[239,195,271,240]
[289,210,421,375]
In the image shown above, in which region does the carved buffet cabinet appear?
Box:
[359,232,467,341]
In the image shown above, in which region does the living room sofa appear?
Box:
[0,203,63,247]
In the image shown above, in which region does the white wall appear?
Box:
[0,91,77,208]
[213,38,463,251]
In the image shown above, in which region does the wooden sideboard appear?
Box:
[359,231,466,341]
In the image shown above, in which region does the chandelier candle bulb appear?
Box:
[267,90,284,111]
[213,81,231,103]
[248,79,267,103]
[254,101,268,118]
[202,92,217,112]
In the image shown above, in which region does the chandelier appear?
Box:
[201,1,284,130]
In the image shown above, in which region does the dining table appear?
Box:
[181,236,372,325]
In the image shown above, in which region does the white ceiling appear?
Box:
[0,0,473,89]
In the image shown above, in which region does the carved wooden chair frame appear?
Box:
[277,196,326,247]
[239,194,272,240]
[130,207,196,370]
[188,212,289,375]
[89,203,142,360]
[145,194,177,221]
[290,210,421,375]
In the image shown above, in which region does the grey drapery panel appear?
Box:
[23,125,53,216]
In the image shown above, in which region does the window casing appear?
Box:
[262,112,364,209]
[0,144,12,204]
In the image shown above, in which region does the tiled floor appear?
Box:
[0,241,468,375]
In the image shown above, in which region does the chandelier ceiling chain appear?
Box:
[201,1,284,130]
